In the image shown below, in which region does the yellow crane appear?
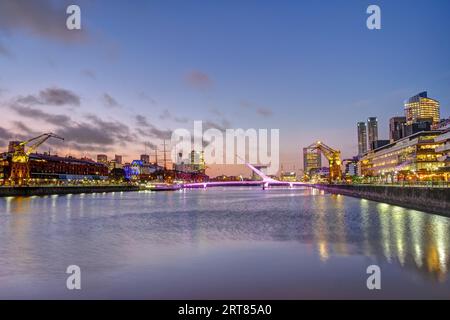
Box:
[308,141,342,183]
[10,133,64,185]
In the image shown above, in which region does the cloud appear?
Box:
[240,100,273,117]
[135,114,172,140]
[256,107,273,117]
[136,115,151,127]
[0,126,12,140]
[0,0,87,43]
[102,93,121,108]
[54,115,135,150]
[185,70,213,90]
[11,104,71,125]
[159,109,189,123]
[81,69,96,80]
[0,42,13,58]
[137,92,157,105]
[12,121,36,135]
[17,87,81,107]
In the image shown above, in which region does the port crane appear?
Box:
[308,141,342,183]
[10,133,64,185]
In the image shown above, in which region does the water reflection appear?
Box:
[1,188,450,297]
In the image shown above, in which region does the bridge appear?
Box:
[183,163,309,189]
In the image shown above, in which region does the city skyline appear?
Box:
[1,0,450,176]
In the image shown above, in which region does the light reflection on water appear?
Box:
[0,187,449,299]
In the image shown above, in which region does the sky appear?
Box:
[0,0,449,177]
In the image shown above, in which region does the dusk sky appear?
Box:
[1,0,449,176]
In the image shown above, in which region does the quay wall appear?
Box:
[0,185,140,197]
[312,184,450,216]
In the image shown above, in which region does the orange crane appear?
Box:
[308,141,342,183]
[10,133,64,185]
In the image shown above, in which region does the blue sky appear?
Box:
[0,0,449,176]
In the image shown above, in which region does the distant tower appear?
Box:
[114,155,123,165]
[367,117,378,150]
[357,122,368,156]
[303,146,321,176]
[140,154,150,163]
[389,117,406,142]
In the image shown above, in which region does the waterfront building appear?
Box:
[303,146,322,177]
[389,117,406,142]
[434,122,450,180]
[359,130,446,182]
[343,157,359,177]
[97,154,108,164]
[371,139,390,150]
[402,119,432,138]
[357,122,368,156]
[367,117,378,151]
[280,171,297,182]
[0,152,108,184]
[404,91,440,124]
[123,160,163,181]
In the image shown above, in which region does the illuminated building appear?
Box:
[404,91,440,124]
[371,140,390,150]
[123,160,163,181]
[357,122,368,156]
[359,131,446,181]
[367,117,378,151]
[0,152,108,183]
[97,154,108,163]
[389,117,406,142]
[174,150,205,174]
[434,122,450,179]
[280,171,297,182]
[114,154,123,165]
[303,146,321,176]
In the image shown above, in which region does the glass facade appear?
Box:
[359,131,446,181]
[357,122,368,156]
[404,91,440,124]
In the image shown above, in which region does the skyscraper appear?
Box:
[114,155,123,165]
[303,146,321,176]
[404,91,440,124]
[357,122,368,156]
[367,117,378,151]
[389,116,406,142]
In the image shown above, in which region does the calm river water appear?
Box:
[0,187,449,299]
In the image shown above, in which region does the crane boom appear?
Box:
[308,141,342,182]
[10,133,64,186]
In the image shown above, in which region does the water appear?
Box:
[0,187,449,299]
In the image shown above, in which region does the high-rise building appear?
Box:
[97,154,108,163]
[303,146,321,176]
[357,122,368,156]
[367,117,378,151]
[389,116,406,142]
[114,155,123,165]
[140,154,150,163]
[404,91,440,124]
